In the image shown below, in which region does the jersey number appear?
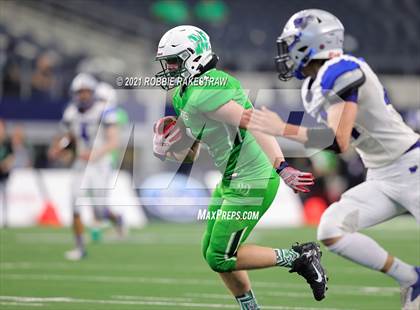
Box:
[80,123,90,144]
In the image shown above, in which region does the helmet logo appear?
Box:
[188,31,210,55]
[293,15,314,30]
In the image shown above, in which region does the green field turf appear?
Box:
[0,217,418,310]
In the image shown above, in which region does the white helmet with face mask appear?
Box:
[70,73,98,112]
[70,73,97,94]
[276,9,344,81]
[155,25,217,90]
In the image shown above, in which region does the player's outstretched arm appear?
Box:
[245,102,358,154]
[243,106,309,144]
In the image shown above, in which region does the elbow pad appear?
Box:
[304,128,342,153]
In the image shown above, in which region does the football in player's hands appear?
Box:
[153,116,179,136]
[153,116,196,152]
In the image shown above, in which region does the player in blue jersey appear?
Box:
[245,9,420,310]
[49,74,123,260]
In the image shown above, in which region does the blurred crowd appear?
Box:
[0,119,33,172]
[0,119,33,215]
[2,49,68,102]
[2,0,420,103]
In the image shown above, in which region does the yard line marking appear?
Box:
[0,301,43,307]
[188,286,398,299]
[1,296,236,309]
[116,293,363,310]
[1,273,400,296]
[0,296,351,310]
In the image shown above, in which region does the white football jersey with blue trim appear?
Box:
[62,101,118,157]
[302,54,419,168]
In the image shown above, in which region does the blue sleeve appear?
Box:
[341,88,358,103]
[320,59,364,103]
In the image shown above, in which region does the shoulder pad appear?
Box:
[320,57,365,98]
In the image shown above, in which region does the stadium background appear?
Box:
[0,0,419,309]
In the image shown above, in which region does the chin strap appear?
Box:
[294,48,316,80]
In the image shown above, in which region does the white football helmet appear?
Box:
[276,9,344,80]
[70,73,97,93]
[70,73,98,111]
[155,25,216,90]
[95,82,117,105]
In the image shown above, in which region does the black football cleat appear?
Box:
[289,242,328,301]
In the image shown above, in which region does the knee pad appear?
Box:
[317,202,357,241]
[205,248,236,273]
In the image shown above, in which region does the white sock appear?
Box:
[327,233,388,270]
[386,257,418,288]
[327,233,417,287]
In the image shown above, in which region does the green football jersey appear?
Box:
[172,68,274,181]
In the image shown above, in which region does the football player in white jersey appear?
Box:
[244,9,420,309]
[49,74,122,260]
[89,82,126,240]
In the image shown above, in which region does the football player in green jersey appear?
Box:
[153,25,328,309]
